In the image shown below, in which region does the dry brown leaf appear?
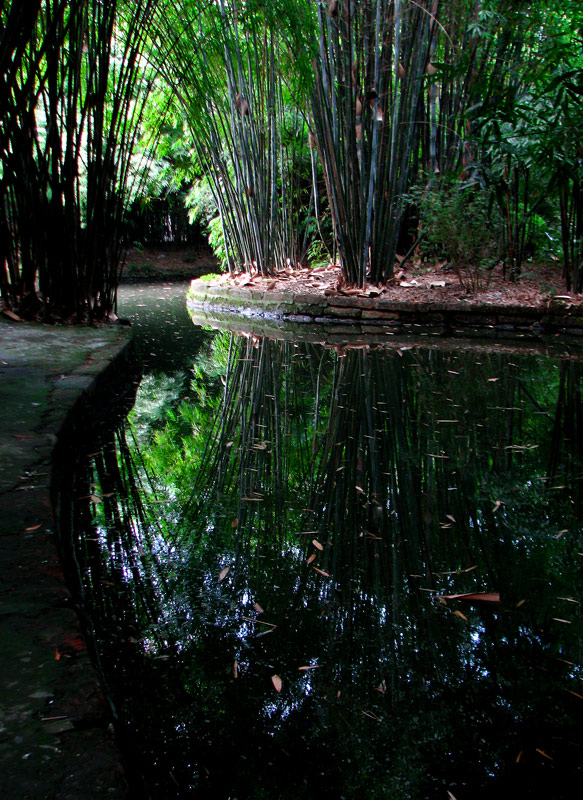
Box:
[307,554,317,564]
[440,592,500,603]
[536,748,553,760]
[231,518,238,528]
[298,665,320,671]
[313,567,330,577]
[312,539,324,551]
[233,660,239,678]
[24,523,42,532]
[453,610,468,621]
[218,566,230,581]
[2,308,22,322]
[253,602,264,614]
[271,674,283,692]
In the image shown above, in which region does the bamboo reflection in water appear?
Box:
[58,336,583,799]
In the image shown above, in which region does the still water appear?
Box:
[57,283,583,798]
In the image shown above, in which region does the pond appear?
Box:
[55,283,583,799]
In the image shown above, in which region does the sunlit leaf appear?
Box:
[219,566,230,581]
[271,674,282,692]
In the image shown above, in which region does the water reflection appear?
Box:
[58,333,583,799]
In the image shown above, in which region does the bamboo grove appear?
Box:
[2,0,583,319]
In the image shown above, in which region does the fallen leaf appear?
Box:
[516,599,526,607]
[233,660,239,678]
[13,434,35,439]
[2,308,22,321]
[453,610,468,621]
[536,748,553,761]
[219,566,230,581]
[231,518,238,528]
[447,791,458,800]
[253,602,264,614]
[271,674,282,692]
[313,567,330,577]
[24,523,42,532]
[307,553,317,564]
[493,500,503,512]
[440,592,500,603]
[446,514,456,523]
[298,665,320,671]
[55,649,61,661]
[312,539,324,551]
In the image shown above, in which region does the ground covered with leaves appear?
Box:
[139,244,583,310]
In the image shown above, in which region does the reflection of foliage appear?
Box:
[57,336,583,799]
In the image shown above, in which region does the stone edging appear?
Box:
[187,278,583,339]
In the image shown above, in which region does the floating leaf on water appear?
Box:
[453,610,468,621]
[355,485,365,494]
[492,500,503,512]
[307,554,317,564]
[312,539,324,551]
[298,665,320,671]
[313,567,330,577]
[536,748,553,761]
[447,791,458,800]
[233,660,239,678]
[516,599,526,607]
[446,514,456,523]
[253,602,264,614]
[218,566,230,581]
[24,523,42,532]
[231,519,238,528]
[565,689,583,699]
[555,529,568,538]
[516,750,523,763]
[487,377,499,382]
[271,675,282,692]
[440,592,500,603]
[551,617,572,624]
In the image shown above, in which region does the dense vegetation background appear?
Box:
[1,0,582,320]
